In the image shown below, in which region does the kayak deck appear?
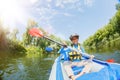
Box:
[49,56,120,80]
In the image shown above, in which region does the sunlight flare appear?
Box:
[0,0,27,31]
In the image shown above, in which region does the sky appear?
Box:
[0,0,119,43]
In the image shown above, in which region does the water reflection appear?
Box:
[0,53,58,80]
[87,50,120,63]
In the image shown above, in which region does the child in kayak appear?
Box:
[62,34,94,80]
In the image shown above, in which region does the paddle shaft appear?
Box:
[43,36,64,46]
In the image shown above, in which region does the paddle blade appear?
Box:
[106,59,115,63]
[29,28,43,37]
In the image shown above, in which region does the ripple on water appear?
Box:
[43,58,53,61]
[0,70,4,76]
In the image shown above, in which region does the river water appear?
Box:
[0,51,120,80]
[0,53,58,80]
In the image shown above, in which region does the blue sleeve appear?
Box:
[58,47,64,54]
[58,47,71,61]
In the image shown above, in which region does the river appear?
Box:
[0,51,120,80]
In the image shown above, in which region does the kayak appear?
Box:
[49,52,120,80]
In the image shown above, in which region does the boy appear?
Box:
[63,34,94,80]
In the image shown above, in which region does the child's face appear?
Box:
[71,37,78,44]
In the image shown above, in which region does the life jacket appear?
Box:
[68,43,82,61]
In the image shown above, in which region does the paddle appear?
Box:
[29,28,115,63]
[29,28,95,60]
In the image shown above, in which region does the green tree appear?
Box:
[83,8,120,52]
[23,19,38,46]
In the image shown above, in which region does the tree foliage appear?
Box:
[83,9,120,52]
[0,20,27,54]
